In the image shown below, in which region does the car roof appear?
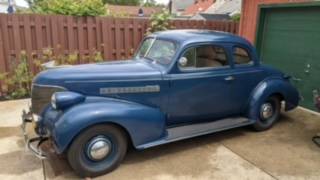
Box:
[151,29,252,47]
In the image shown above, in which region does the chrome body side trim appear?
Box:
[100,85,160,94]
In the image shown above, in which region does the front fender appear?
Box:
[51,97,166,153]
[247,77,299,120]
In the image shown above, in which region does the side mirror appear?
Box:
[178,57,188,67]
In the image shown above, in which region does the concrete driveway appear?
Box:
[1,99,320,180]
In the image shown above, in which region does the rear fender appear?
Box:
[247,77,299,120]
[51,97,166,153]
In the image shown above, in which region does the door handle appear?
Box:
[224,76,235,81]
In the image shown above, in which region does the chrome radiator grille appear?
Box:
[31,84,65,115]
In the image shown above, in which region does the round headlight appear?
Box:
[50,92,85,110]
[51,94,57,109]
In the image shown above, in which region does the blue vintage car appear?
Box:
[22,30,299,177]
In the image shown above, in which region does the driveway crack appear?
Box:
[221,142,279,180]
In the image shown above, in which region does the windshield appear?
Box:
[135,38,177,65]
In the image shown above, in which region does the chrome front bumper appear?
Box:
[21,109,48,159]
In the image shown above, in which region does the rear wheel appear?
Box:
[253,96,281,131]
[67,124,127,177]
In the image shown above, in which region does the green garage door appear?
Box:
[257,5,320,111]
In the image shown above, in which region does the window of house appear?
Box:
[233,47,252,65]
[179,45,229,69]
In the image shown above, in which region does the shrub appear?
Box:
[0,48,104,100]
[0,51,33,99]
[34,47,104,66]
[147,9,172,34]
[28,0,106,16]
[231,13,241,22]
[102,0,140,6]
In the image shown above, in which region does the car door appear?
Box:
[165,43,239,126]
[227,45,267,114]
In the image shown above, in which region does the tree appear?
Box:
[27,0,106,16]
[102,0,142,5]
[144,0,158,7]
[147,9,172,34]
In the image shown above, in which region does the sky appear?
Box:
[14,0,28,7]
[154,0,170,4]
[15,0,170,7]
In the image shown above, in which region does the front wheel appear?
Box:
[67,124,127,177]
[252,96,281,131]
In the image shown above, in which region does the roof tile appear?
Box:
[183,0,215,16]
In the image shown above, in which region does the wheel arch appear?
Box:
[270,92,284,102]
[247,77,299,120]
[51,100,167,154]
[61,122,134,154]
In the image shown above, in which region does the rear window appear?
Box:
[233,47,252,65]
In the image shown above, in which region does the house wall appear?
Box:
[239,0,310,43]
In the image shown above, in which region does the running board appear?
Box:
[137,117,252,149]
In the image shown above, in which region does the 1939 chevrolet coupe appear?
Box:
[22,30,299,177]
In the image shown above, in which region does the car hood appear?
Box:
[33,60,162,86]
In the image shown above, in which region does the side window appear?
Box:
[180,45,229,69]
[233,47,252,65]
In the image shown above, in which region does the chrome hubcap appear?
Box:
[260,103,274,120]
[87,137,111,161]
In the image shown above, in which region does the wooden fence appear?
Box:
[0,13,239,77]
